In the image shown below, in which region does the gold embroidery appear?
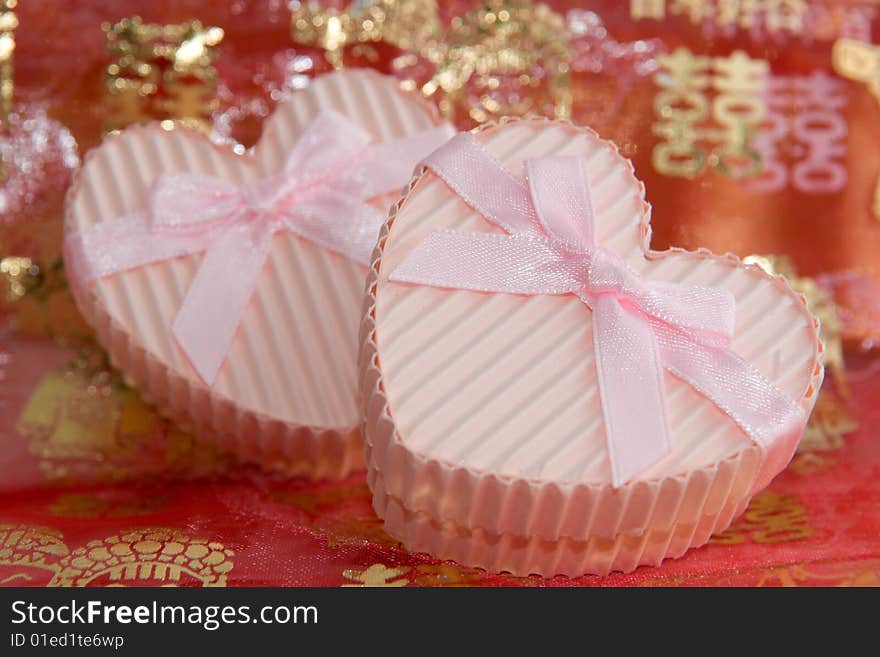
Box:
[711,492,812,545]
[0,525,68,586]
[103,17,223,132]
[50,528,233,587]
[342,563,410,587]
[0,525,68,583]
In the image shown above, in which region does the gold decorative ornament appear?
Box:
[290,0,441,70]
[290,0,571,124]
[414,0,571,123]
[103,16,224,133]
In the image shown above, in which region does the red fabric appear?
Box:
[1,335,878,587]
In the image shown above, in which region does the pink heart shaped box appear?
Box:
[64,70,445,478]
[361,118,824,577]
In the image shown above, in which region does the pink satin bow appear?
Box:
[66,110,455,384]
[390,133,805,487]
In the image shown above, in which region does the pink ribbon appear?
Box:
[66,110,454,384]
[390,133,805,487]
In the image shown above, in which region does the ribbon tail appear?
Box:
[64,212,212,284]
[591,295,673,487]
[172,221,275,385]
[389,230,586,295]
[653,321,807,493]
[423,133,539,235]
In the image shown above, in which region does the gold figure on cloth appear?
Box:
[342,563,410,587]
[103,16,224,133]
[342,562,486,586]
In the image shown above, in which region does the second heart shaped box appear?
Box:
[64,70,453,478]
[361,118,824,577]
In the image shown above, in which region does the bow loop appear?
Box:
[526,156,595,250]
[149,173,245,236]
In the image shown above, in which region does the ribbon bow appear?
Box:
[66,110,454,384]
[390,133,805,487]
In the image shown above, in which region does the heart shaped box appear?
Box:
[361,118,824,577]
[64,70,446,479]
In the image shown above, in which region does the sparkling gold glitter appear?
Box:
[289,0,441,70]
[0,256,39,302]
[103,17,224,133]
[290,0,571,124]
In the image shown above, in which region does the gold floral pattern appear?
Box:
[51,528,233,587]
